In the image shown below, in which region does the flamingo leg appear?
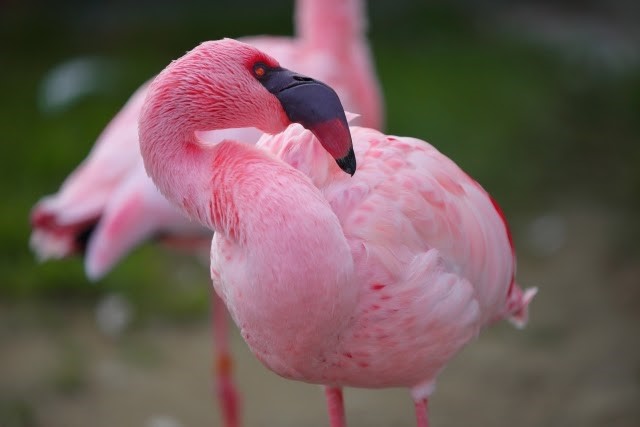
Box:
[212,290,241,427]
[324,386,347,427]
[414,398,429,427]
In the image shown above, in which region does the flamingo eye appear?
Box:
[253,63,267,78]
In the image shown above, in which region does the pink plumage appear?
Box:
[138,38,536,427]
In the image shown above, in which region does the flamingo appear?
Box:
[138,38,537,427]
[30,1,382,426]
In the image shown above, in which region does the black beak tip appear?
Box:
[336,147,357,176]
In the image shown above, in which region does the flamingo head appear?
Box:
[144,38,356,175]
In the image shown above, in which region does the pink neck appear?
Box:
[294,0,384,130]
[295,0,366,54]
[139,67,359,350]
[139,106,349,253]
[143,131,358,350]
[139,124,217,229]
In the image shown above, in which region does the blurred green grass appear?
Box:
[1,1,638,314]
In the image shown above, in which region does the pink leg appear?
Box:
[212,291,241,427]
[414,398,429,427]
[324,386,346,427]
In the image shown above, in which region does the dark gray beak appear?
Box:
[257,67,356,176]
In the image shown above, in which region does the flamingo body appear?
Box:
[218,125,532,393]
[138,39,536,426]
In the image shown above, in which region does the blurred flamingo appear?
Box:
[29,1,382,426]
[139,38,537,427]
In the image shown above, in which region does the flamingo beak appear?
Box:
[259,68,356,176]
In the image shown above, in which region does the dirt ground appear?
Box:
[1,203,639,427]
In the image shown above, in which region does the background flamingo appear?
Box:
[139,38,536,427]
[29,1,382,426]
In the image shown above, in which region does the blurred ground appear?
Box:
[1,1,639,426]
[2,205,639,427]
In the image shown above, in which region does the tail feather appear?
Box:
[505,285,538,329]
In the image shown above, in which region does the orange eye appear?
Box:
[254,64,266,77]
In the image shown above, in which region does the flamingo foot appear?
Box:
[414,398,429,427]
[216,353,241,427]
[324,386,346,427]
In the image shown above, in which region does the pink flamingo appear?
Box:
[30,1,381,426]
[138,38,537,427]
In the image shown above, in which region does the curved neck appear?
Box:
[139,101,356,273]
[141,120,358,350]
[139,69,358,351]
[295,0,367,54]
